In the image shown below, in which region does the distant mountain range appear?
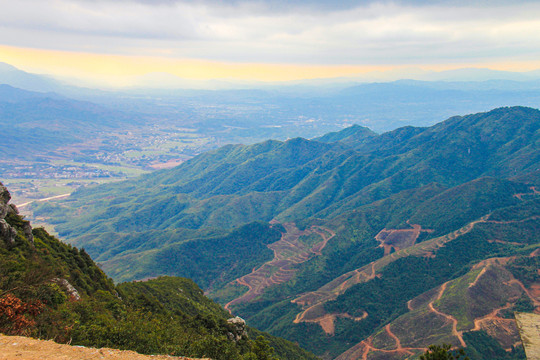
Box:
[3,62,540,135]
[35,106,540,359]
[0,84,143,159]
[2,61,540,91]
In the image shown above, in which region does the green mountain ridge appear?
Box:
[0,182,317,360]
[31,106,540,359]
[40,107,539,235]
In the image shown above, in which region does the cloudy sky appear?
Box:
[1,0,539,85]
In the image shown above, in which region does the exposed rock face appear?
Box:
[226,316,247,342]
[0,182,17,246]
[23,222,34,243]
[0,183,10,219]
[0,182,34,245]
[53,278,81,301]
[0,219,17,246]
[0,183,10,205]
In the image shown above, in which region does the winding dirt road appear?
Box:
[428,282,467,348]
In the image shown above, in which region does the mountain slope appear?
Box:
[38,107,539,249]
[0,182,317,360]
[0,84,143,159]
[31,106,540,358]
[219,179,538,358]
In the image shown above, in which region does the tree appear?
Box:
[0,293,43,335]
[251,336,278,360]
[420,344,470,360]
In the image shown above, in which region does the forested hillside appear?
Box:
[32,107,540,359]
[0,182,317,360]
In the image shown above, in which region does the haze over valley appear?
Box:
[1,1,539,359]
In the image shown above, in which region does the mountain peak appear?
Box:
[313,123,378,147]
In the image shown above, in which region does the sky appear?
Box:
[1,0,540,86]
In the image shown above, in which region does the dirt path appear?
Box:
[0,335,204,360]
[385,324,414,355]
[428,282,467,348]
[471,302,514,332]
[224,223,335,312]
[468,267,487,288]
[513,186,540,200]
[507,278,540,312]
[334,333,428,360]
[18,193,71,208]
[338,244,538,359]
[485,216,540,225]
[407,299,414,311]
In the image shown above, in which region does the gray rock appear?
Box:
[9,203,19,214]
[0,183,10,205]
[227,316,248,342]
[0,203,7,219]
[23,221,34,243]
[0,219,17,246]
[53,278,81,301]
[0,183,11,219]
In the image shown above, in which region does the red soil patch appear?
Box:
[530,284,540,298]
[506,278,540,313]
[299,311,368,336]
[334,330,427,360]
[472,302,520,351]
[375,224,433,256]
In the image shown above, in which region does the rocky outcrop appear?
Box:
[53,278,81,301]
[0,183,17,246]
[0,182,34,246]
[0,219,17,246]
[226,316,247,342]
[23,221,34,243]
[0,183,10,218]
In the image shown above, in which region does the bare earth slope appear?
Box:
[0,335,206,360]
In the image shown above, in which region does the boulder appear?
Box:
[227,316,247,342]
[0,219,17,246]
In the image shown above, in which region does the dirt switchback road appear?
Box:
[0,335,207,360]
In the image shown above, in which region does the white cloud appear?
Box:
[1,0,540,65]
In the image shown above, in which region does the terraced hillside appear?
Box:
[223,223,335,312]
[31,107,540,359]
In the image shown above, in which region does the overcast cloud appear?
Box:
[1,0,539,65]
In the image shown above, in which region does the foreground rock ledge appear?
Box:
[0,335,209,360]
